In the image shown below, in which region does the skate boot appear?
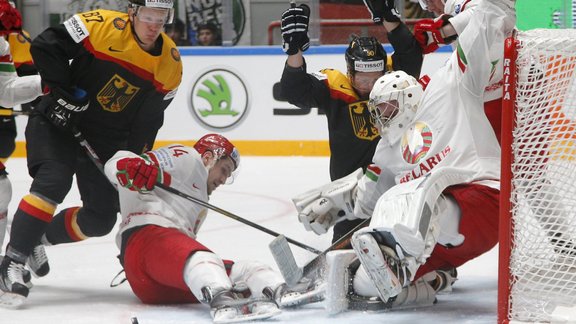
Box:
[422,268,458,294]
[389,276,437,309]
[203,286,281,323]
[0,256,29,307]
[27,244,49,278]
[263,278,326,308]
[0,255,31,289]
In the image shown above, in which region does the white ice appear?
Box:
[1,157,498,324]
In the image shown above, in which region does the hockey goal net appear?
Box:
[499,29,576,323]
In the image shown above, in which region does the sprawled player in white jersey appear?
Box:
[414,0,506,144]
[103,134,323,323]
[0,0,44,255]
[292,0,515,312]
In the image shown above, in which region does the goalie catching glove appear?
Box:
[292,169,364,235]
[362,0,401,24]
[280,3,310,55]
[414,14,458,54]
[116,157,170,193]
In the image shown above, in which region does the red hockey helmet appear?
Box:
[194,134,240,171]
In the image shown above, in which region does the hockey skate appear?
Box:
[0,256,29,307]
[0,255,32,289]
[27,244,49,278]
[263,278,326,308]
[348,275,437,311]
[352,232,408,302]
[203,287,281,324]
[325,250,436,313]
[422,268,458,295]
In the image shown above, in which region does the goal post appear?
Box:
[499,28,576,323]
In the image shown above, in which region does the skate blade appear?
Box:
[0,291,26,308]
[213,307,281,323]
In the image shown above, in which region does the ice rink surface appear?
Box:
[1,157,498,324]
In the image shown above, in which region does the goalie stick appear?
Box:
[270,217,370,286]
[72,129,323,255]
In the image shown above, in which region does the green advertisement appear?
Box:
[517,0,573,30]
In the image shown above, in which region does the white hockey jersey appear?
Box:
[445,0,503,102]
[356,0,508,215]
[0,37,42,107]
[104,144,210,248]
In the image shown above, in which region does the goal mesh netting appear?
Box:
[500,29,576,323]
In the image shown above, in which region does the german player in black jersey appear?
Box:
[280,0,423,244]
[0,0,182,307]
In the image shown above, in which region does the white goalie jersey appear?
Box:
[445,0,503,102]
[356,0,505,216]
[104,145,210,248]
[0,37,43,107]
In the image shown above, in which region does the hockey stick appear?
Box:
[72,127,105,172]
[0,108,28,116]
[270,217,370,286]
[155,182,323,255]
[71,128,323,255]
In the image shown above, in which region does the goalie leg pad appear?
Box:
[369,168,474,264]
[325,249,357,314]
[351,232,405,302]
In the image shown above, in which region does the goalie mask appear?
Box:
[194,134,240,183]
[128,0,174,24]
[368,71,423,143]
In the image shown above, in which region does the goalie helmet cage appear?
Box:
[499,29,576,324]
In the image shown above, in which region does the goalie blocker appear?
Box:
[292,169,365,235]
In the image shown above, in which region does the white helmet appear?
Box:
[418,0,446,11]
[368,71,423,142]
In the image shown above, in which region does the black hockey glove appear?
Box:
[40,87,89,131]
[281,3,310,55]
[363,0,401,24]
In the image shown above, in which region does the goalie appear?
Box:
[292,0,515,312]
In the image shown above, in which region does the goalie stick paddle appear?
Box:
[71,129,322,255]
[270,217,370,286]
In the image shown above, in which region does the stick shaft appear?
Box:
[155,183,322,255]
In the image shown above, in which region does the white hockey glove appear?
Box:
[292,169,363,235]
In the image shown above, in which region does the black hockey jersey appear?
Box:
[281,23,422,181]
[30,9,183,161]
